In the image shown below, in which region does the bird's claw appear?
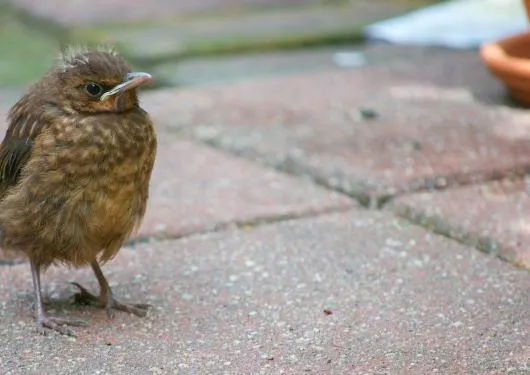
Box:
[71,282,98,304]
[110,299,150,318]
[71,282,150,318]
[36,315,88,337]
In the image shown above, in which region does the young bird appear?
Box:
[0,46,157,336]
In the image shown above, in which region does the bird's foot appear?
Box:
[71,282,150,318]
[36,314,88,337]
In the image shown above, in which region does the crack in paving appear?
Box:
[393,204,502,257]
[196,138,382,208]
[125,203,355,248]
[193,138,530,269]
[197,137,530,208]
[0,204,354,267]
[392,204,530,272]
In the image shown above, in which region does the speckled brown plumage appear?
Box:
[0,46,157,336]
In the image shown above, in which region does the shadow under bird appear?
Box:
[0,46,157,336]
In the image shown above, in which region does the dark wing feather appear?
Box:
[0,99,48,197]
[0,139,32,186]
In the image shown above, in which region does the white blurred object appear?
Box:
[364,0,528,49]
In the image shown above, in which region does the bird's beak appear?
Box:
[100,72,152,101]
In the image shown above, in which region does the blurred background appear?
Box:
[0,0,450,92]
[1,0,526,103]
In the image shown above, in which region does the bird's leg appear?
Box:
[30,260,87,336]
[72,261,150,318]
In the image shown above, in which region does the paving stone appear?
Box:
[142,45,523,205]
[138,137,354,239]
[0,210,527,374]
[390,178,530,269]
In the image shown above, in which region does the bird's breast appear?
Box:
[13,110,156,260]
[39,111,153,175]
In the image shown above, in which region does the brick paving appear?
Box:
[140,45,530,273]
[0,211,528,374]
[391,179,530,269]
[139,137,354,239]
[143,46,521,204]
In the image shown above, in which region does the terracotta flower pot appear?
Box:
[479,0,530,106]
[480,31,530,106]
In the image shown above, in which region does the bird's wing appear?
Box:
[0,102,45,192]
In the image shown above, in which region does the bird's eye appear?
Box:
[84,82,103,97]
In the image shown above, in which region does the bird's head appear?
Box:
[50,46,152,114]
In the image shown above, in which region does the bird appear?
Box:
[0,45,157,336]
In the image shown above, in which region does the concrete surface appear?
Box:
[0,211,528,374]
